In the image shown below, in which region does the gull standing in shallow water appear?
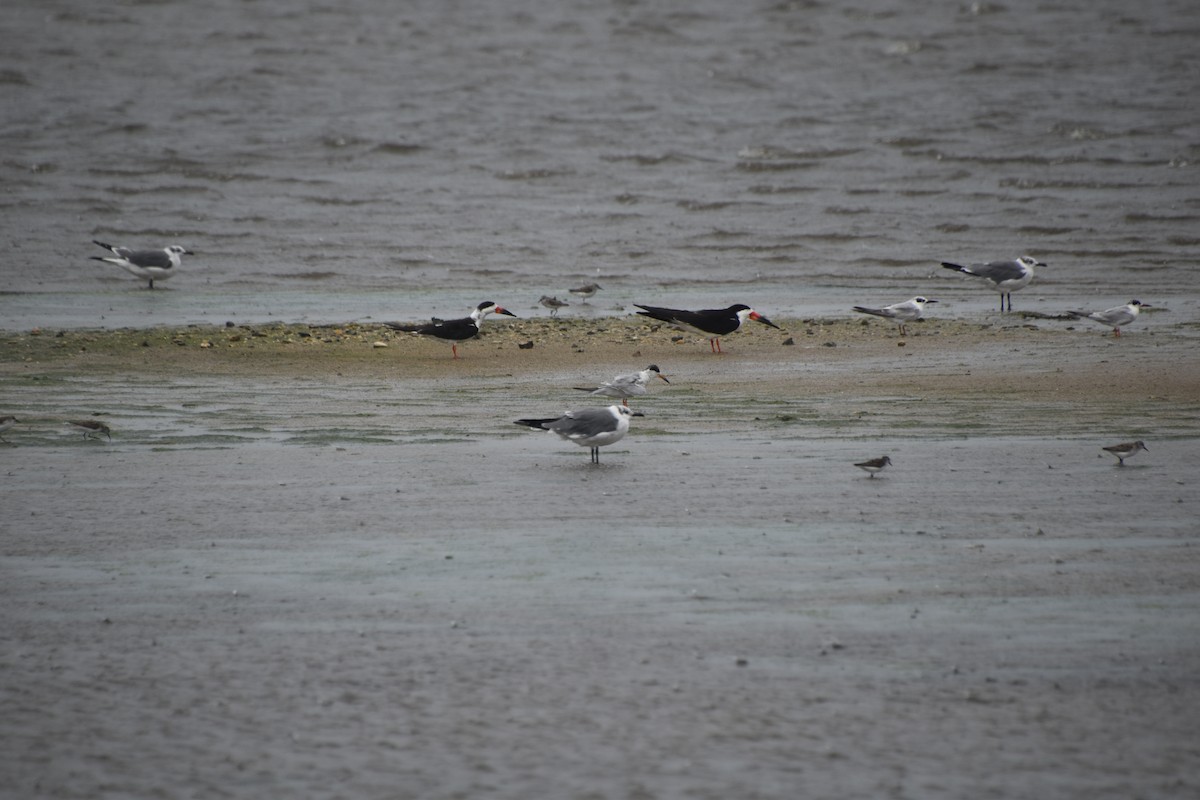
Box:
[1103,440,1148,466]
[852,297,937,336]
[385,301,516,359]
[854,455,892,477]
[634,303,779,353]
[941,255,1045,312]
[91,240,194,289]
[1068,300,1150,337]
[514,405,642,464]
[575,365,669,406]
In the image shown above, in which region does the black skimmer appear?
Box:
[852,296,938,336]
[514,405,642,464]
[569,283,602,302]
[854,455,892,477]
[91,240,194,289]
[1102,440,1148,466]
[539,295,569,316]
[941,255,1045,312]
[69,419,111,440]
[634,303,779,353]
[0,415,16,443]
[574,365,669,406]
[385,301,516,359]
[1068,300,1150,337]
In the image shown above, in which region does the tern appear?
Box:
[539,295,570,316]
[385,301,516,358]
[91,240,194,289]
[854,455,892,477]
[1102,440,1148,466]
[575,365,669,406]
[941,255,1045,312]
[569,283,602,302]
[634,303,780,353]
[514,405,642,464]
[69,419,111,440]
[0,415,16,443]
[852,297,938,336]
[1068,300,1150,337]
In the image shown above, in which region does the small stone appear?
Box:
[372,341,388,348]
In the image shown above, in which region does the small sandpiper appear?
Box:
[568,282,602,302]
[0,415,17,443]
[1102,440,1147,466]
[539,295,570,317]
[855,455,892,477]
[69,419,111,440]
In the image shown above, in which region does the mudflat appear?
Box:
[2,314,1198,799]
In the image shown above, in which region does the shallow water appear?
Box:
[2,0,1198,330]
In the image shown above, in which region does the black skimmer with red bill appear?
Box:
[1068,300,1150,337]
[852,296,938,336]
[574,365,669,406]
[514,405,642,464]
[91,240,194,289]
[385,301,516,359]
[854,455,892,477]
[634,303,780,353]
[1102,440,1148,466]
[69,419,111,440]
[941,255,1045,312]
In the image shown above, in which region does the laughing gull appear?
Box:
[852,297,938,336]
[1068,300,1150,337]
[91,240,194,289]
[1102,440,1148,466]
[69,419,111,440]
[539,295,570,316]
[569,282,602,302]
[854,455,892,477]
[385,301,517,358]
[0,415,16,443]
[514,405,642,464]
[941,255,1045,312]
[634,303,780,353]
[575,365,669,406]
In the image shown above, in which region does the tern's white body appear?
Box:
[852,297,937,335]
[1071,300,1149,336]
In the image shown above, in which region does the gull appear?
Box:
[69,419,111,440]
[855,456,892,477]
[1103,441,1148,466]
[941,255,1045,311]
[514,405,642,464]
[539,295,570,317]
[0,415,16,443]
[852,296,938,336]
[575,365,669,406]
[1068,300,1150,337]
[634,303,780,353]
[569,283,602,302]
[385,301,516,359]
[91,240,194,289]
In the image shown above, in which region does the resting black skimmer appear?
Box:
[386,301,516,358]
[852,296,938,336]
[941,255,1045,312]
[91,240,194,289]
[634,303,779,353]
[514,405,642,464]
